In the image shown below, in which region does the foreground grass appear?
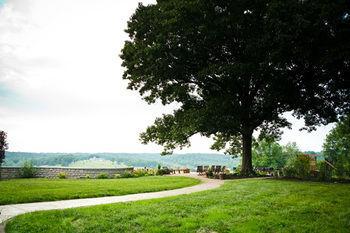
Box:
[6,179,350,233]
[0,176,200,205]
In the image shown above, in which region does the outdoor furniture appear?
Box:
[255,167,274,176]
[197,166,204,175]
[197,165,226,175]
[183,168,190,173]
[214,165,221,173]
[173,167,180,174]
[173,167,190,174]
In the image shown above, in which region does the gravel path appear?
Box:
[0,174,223,230]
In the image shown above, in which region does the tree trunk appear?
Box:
[241,132,254,176]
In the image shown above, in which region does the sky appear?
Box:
[0,0,335,153]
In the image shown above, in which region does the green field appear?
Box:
[5,179,350,233]
[0,176,200,205]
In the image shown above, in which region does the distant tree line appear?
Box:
[3,152,240,170]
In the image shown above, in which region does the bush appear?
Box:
[282,165,296,178]
[232,165,241,175]
[133,169,148,177]
[57,172,67,179]
[146,169,157,176]
[317,161,333,181]
[20,161,37,178]
[283,154,312,179]
[97,173,109,179]
[156,167,172,176]
[120,171,135,178]
[116,168,167,178]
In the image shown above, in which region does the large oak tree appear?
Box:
[121,0,350,175]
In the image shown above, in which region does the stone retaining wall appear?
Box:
[0,166,134,179]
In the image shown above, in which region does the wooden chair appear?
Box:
[213,165,221,174]
[183,168,190,173]
[197,166,204,175]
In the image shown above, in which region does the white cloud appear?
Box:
[0,0,334,153]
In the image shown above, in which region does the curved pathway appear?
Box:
[0,174,223,228]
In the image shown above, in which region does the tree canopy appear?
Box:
[0,130,9,180]
[0,130,8,165]
[121,0,350,175]
[323,115,350,177]
[252,140,301,169]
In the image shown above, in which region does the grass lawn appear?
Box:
[0,176,200,205]
[5,179,350,233]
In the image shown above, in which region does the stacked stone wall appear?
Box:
[0,167,133,179]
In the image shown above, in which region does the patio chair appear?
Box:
[197,166,204,175]
[183,168,190,173]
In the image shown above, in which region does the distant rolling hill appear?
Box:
[3,152,240,171]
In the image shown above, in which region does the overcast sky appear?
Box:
[0,0,334,153]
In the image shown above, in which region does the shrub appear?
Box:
[232,165,241,175]
[84,174,91,179]
[97,173,109,179]
[20,161,37,178]
[57,172,67,179]
[317,161,333,181]
[114,174,121,179]
[283,154,311,179]
[156,167,172,176]
[146,168,157,176]
[120,171,135,178]
[224,169,231,175]
[283,165,296,178]
[133,169,148,177]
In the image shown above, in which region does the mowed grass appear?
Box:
[0,176,200,205]
[5,179,350,233]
